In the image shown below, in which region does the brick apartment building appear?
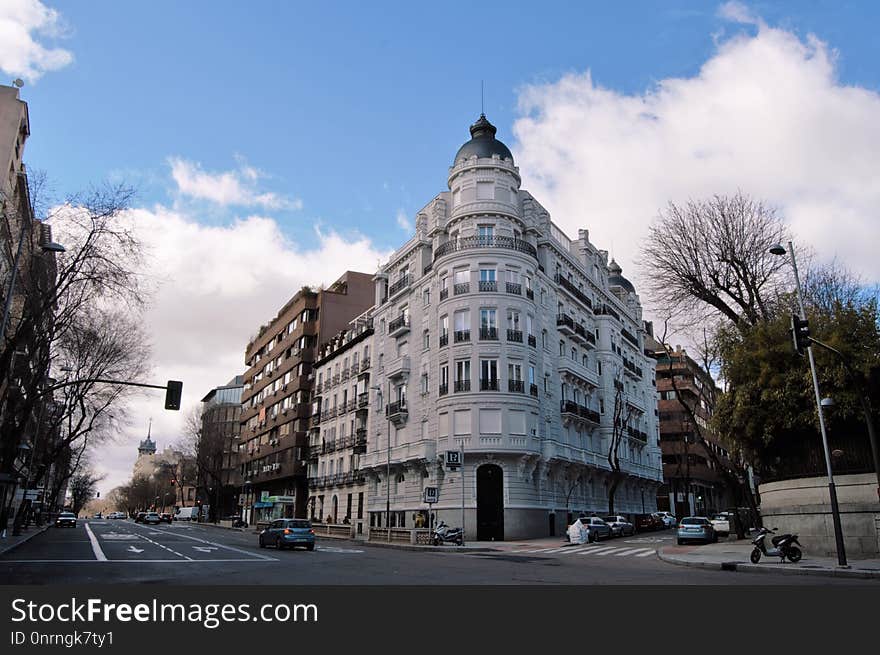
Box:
[239,271,373,522]
[645,329,735,518]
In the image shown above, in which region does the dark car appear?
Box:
[55,512,77,528]
[159,513,173,524]
[633,514,657,532]
[142,512,161,525]
[259,518,316,550]
[134,512,147,523]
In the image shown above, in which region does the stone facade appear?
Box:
[358,115,662,540]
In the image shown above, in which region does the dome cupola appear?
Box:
[608,259,635,294]
[453,114,514,164]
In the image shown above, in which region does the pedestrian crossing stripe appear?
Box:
[579,546,619,555]
[634,549,656,557]
[613,548,648,556]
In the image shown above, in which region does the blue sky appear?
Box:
[5,1,880,490]
[17,1,880,251]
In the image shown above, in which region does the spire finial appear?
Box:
[481,80,484,116]
[147,418,152,438]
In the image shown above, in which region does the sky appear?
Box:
[3,0,880,494]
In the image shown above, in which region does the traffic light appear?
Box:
[164,380,183,410]
[791,314,811,355]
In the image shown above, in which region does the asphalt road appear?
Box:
[0,520,871,585]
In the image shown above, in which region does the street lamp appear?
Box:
[770,241,848,567]
[370,384,391,542]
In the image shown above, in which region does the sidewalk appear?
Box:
[658,541,880,580]
[0,522,51,556]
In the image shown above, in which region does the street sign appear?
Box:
[445,450,462,470]
[423,487,438,504]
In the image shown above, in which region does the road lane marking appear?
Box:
[613,548,646,556]
[3,559,277,563]
[193,546,219,553]
[578,546,618,555]
[635,549,657,557]
[127,546,145,554]
[84,523,107,561]
[127,523,275,561]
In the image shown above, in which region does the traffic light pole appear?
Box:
[788,241,848,567]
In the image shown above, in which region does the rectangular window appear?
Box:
[507,309,520,330]
[453,268,469,284]
[479,268,496,282]
[454,310,469,332]
[481,359,498,381]
[508,362,523,381]
[480,308,496,329]
[455,360,470,382]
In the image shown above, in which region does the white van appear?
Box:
[174,507,199,521]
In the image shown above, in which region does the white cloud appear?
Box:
[395,208,412,231]
[0,0,72,81]
[168,157,302,210]
[93,205,389,493]
[717,1,763,27]
[512,10,880,320]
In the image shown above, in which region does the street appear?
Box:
[1,520,874,585]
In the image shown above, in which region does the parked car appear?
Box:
[676,517,717,545]
[55,512,77,528]
[651,512,671,529]
[583,516,612,542]
[604,515,635,537]
[259,518,316,550]
[107,511,125,519]
[91,512,103,519]
[134,512,147,523]
[142,512,161,525]
[655,511,677,528]
[159,512,173,524]
[709,513,731,537]
[633,514,657,532]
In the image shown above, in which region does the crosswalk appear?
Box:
[510,544,657,559]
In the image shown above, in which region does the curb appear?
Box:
[0,523,52,557]
[657,548,880,580]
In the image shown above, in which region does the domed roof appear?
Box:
[608,260,635,294]
[453,114,514,164]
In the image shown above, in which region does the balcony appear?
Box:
[439,383,449,396]
[556,313,576,336]
[454,380,471,393]
[478,280,497,292]
[332,373,340,385]
[506,282,522,295]
[354,429,367,454]
[627,426,648,443]
[554,274,594,310]
[560,400,602,427]
[595,304,620,321]
[621,328,639,348]
[623,359,643,379]
[480,378,499,391]
[479,327,498,341]
[387,274,411,299]
[346,399,357,413]
[439,332,449,347]
[508,380,525,393]
[530,383,539,397]
[385,400,408,426]
[434,235,538,261]
[528,334,537,348]
[526,288,534,300]
[440,288,449,301]
[360,357,371,372]
[357,392,369,410]
[506,329,523,343]
[454,282,470,295]
[351,361,360,375]
[386,355,411,380]
[388,314,411,337]
[454,330,471,343]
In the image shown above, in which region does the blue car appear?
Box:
[676,517,717,545]
[259,519,316,551]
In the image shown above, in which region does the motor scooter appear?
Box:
[750,527,803,564]
[433,521,463,546]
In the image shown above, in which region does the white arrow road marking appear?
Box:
[193,546,219,553]
[84,523,107,561]
[126,522,277,561]
[127,546,144,554]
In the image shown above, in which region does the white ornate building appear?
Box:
[358,114,662,540]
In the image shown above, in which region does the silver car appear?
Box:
[604,515,635,537]
[585,517,612,541]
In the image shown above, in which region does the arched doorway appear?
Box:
[331,495,338,523]
[476,464,504,541]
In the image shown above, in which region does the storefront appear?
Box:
[252,494,296,522]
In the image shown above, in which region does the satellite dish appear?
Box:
[13,79,24,88]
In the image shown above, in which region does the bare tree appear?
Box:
[607,368,638,515]
[1,181,151,530]
[641,192,793,332]
[68,466,105,515]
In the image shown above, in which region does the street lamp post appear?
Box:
[770,241,848,567]
[370,385,391,542]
